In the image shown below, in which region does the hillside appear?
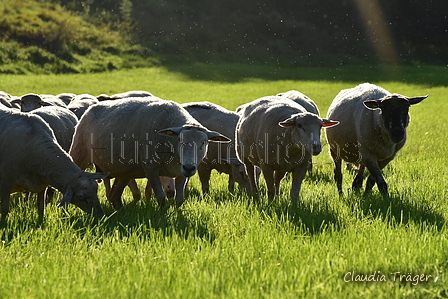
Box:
[0,0,158,74]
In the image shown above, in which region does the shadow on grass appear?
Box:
[164,63,448,87]
[60,198,216,243]
[257,199,344,236]
[344,191,445,230]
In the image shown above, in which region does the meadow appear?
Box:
[0,63,447,298]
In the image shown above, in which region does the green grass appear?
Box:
[0,64,447,298]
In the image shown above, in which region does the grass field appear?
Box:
[0,64,447,298]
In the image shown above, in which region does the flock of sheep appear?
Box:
[0,84,427,220]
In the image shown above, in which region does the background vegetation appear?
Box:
[1,0,447,74]
[0,64,447,298]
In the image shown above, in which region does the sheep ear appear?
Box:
[207,131,231,143]
[278,117,295,127]
[408,95,428,105]
[322,119,339,128]
[363,100,381,110]
[157,127,183,137]
[58,188,74,208]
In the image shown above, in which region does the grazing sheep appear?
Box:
[67,94,99,119]
[69,98,230,209]
[0,108,107,220]
[20,94,66,112]
[325,83,428,195]
[28,106,79,203]
[236,96,339,205]
[182,101,251,194]
[97,90,154,101]
[276,90,320,116]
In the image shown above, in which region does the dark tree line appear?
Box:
[52,0,448,66]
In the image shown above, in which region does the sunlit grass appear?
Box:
[0,64,447,298]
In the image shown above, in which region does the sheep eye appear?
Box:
[297,123,303,129]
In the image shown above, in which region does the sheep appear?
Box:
[27,106,78,202]
[20,93,66,112]
[0,91,13,108]
[69,97,230,209]
[67,94,100,119]
[97,90,154,101]
[181,101,251,194]
[30,106,78,152]
[236,96,339,205]
[55,93,76,105]
[69,95,173,202]
[325,83,428,195]
[0,108,108,220]
[276,90,320,116]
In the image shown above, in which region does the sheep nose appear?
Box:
[312,144,322,156]
[181,164,197,177]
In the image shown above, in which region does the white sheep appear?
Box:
[0,93,13,109]
[97,90,154,101]
[276,90,320,116]
[182,101,251,194]
[0,108,108,220]
[69,97,230,209]
[325,83,428,195]
[30,106,78,152]
[67,94,100,119]
[236,96,339,205]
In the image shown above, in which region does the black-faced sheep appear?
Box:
[236,96,339,205]
[325,83,428,195]
[69,98,230,209]
[0,108,107,220]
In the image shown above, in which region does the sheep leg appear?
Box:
[109,178,129,209]
[307,157,313,172]
[352,165,365,191]
[144,180,153,201]
[363,159,388,195]
[197,164,211,194]
[227,174,235,193]
[127,179,141,201]
[147,173,166,207]
[103,178,112,200]
[290,166,308,206]
[174,176,188,207]
[274,170,287,196]
[330,148,343,195]
[45,187,56,204]
[261,166,276,200]
[37,191,45,221]
[245,161,259,198]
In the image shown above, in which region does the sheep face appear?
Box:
[363,94,428,144]
[158,126,231,178]
[58,172,109,217]
[279,113,338,156]
[224,158,252,192]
